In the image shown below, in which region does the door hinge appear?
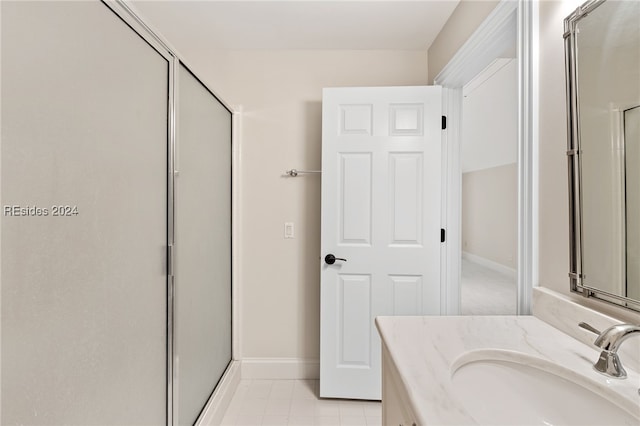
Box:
[441,116,447,130]
[441,228,446,243]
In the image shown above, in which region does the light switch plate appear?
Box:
[284,222,294,239]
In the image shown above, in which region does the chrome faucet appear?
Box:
[579,322,640,378]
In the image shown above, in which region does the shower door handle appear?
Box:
[325,254,347,265]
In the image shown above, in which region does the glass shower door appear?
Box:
[174,64,232,425]
[1,1,169,424]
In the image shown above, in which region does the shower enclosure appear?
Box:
[1,1,232,424]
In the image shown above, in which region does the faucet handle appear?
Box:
[578,322,601,335]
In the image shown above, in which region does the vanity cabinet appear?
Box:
[382,342,418,426]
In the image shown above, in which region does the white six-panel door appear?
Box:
[320,86,442,400]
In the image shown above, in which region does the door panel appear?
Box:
[389,275,423,315]
[320,86,442,400]
[1,1,168,424]
[340,153,373,245]
[338,274,372,366]
[389,153,423,245]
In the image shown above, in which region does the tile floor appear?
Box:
[220,379,382,426]
[461,257,517,315]
[221,259,513,425]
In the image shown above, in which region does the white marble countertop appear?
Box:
[375,315,640,425]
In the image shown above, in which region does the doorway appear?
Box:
[435,0,537,315]
[460,58,518,315]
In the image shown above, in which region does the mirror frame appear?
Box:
[564,0,640,312]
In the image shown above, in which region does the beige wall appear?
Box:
[538,0,639,321]
[427,0,500,83]
[179,49,429,359]
[538,0,581,297]
[177,1,640,357]
[462,163,517,270]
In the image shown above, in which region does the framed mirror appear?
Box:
[565,0,640,311]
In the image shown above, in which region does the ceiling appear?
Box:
[129,0,460,51]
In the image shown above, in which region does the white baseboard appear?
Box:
[196,360,241,426]
[462,251,517,278]
[241,358,320,380]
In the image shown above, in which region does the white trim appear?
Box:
[435,0,537,316]
[441,87,462,315]
[439,90,449,315]
[434,1,518,89]
[462,251,517,279]
[195,361,241,426]
[241,358,320,380]
[516,0,538,315]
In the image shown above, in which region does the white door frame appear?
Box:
[434,0,538,315]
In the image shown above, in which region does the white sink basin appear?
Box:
[451,349,639,426]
